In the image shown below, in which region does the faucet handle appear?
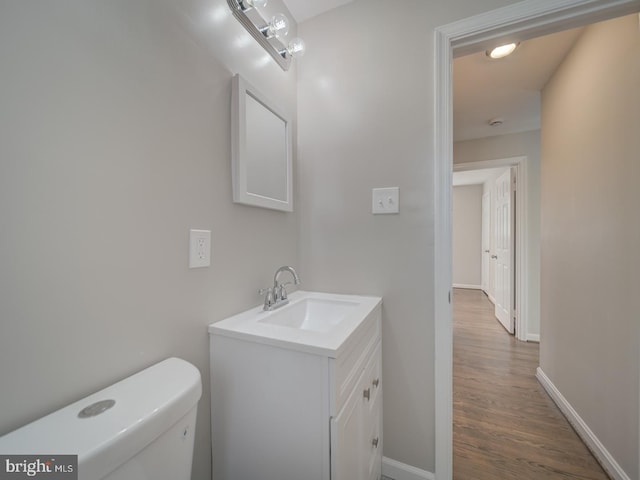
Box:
[279,281,297,300]
[259,287,275,310]
[279,284,288,301]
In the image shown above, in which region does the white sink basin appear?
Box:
[258,298,358,333]
[209,291,382,357]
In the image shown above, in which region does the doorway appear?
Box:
[433,1,640,478]
[453,158,528,340]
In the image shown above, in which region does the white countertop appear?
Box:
[208,291,382,357]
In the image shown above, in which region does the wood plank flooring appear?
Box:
[453,288,609,480]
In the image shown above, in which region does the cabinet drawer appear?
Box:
[330,304,381,414]
[363,343,382,416]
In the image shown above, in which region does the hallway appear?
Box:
[453,288,609,479]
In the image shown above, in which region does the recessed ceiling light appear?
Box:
[486,43,519,59]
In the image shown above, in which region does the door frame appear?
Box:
[481,189,490,295]
[454,157,528,341]
[433,1,640,479]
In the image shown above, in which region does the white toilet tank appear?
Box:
[0,357,202,480]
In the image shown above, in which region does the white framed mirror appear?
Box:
[231,74,293,212]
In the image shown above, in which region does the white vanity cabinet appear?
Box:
[209,291,382,480]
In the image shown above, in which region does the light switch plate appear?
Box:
[189,229,211,268]
[372,187,399,214]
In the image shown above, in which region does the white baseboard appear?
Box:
[526,333,540,342]
[452,283,481,290]
[536,368,631,480]
[382,457,434,480]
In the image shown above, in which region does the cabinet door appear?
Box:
[331,377,365,480]
[363,343,382,480]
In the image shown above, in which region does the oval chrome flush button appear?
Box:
[78,399,116,418]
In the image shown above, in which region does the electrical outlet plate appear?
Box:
[372,187,400,214]
[189,229,211,268]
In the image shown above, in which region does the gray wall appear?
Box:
[453,186,483,287]
[540,14,639,479]
[455,130,541,338]
[297,0,522,471]
[0,1,299,479]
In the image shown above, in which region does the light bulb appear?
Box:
[487,43,518,59]
[286,38,306,57]
[243,0,267,9]
[261,13,289,38]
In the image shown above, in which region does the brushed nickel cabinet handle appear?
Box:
[372,437,379,448]
[372,378,380,388]
[363,388,370,401]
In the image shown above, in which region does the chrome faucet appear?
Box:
[260,266,300,311]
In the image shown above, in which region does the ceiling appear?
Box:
[453,27,584,142]
[281,2,583,146]
[282,0,355,23]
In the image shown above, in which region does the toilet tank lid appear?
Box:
[0,357,202,478]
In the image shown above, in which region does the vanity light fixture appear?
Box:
[279,37,306,58]
[227,0,305,71]
[259,13,290,38]
[486,42,519,59]
[240,0,267,10]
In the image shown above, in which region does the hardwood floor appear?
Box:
[453,288,609,480]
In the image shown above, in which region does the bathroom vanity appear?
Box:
[209,291,382,480]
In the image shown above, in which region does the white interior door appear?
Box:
[481,192,490,294]
[494,169,513,334]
